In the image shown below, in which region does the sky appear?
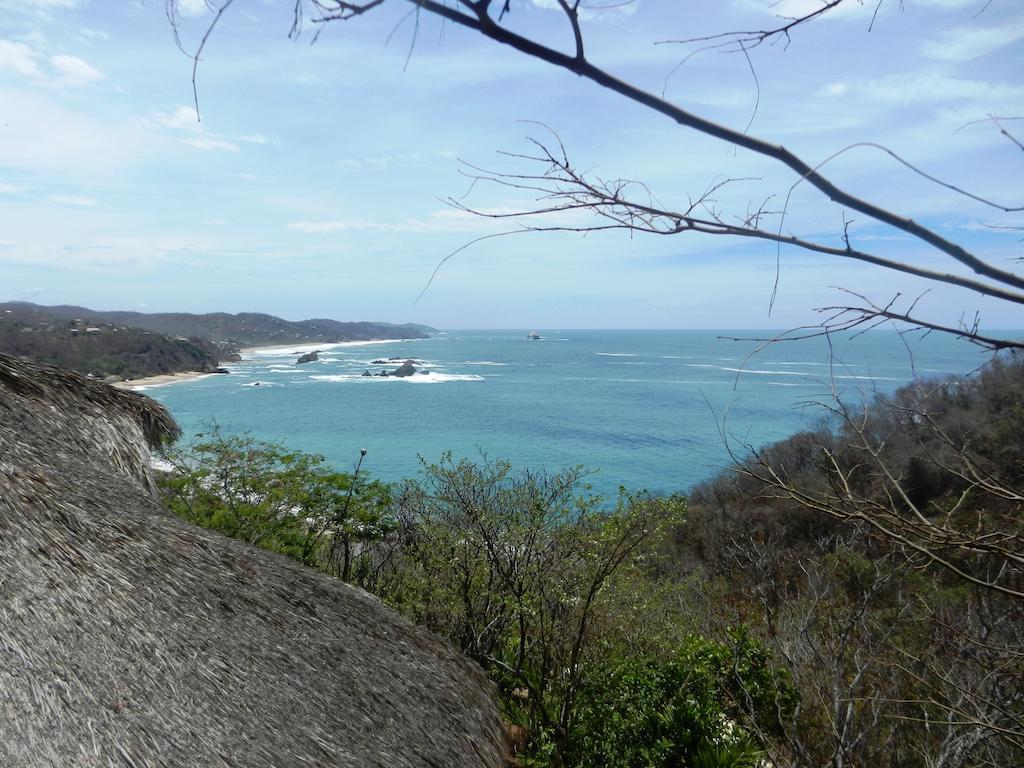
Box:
[0,0,1021,329]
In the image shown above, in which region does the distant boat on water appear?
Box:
[527,331,542,340]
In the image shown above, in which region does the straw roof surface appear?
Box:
[0,353,506,767]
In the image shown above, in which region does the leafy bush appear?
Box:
[564,631,795,768]
[159,426,392,570]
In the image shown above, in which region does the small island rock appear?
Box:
[380,359,417,377]
[296,351,320,365]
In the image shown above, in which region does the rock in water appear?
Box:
[388,359,417,377]
[296,350,320,365]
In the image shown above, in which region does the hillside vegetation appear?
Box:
[159,353,1024,767]
[2,302,432,348]
[0,306,221,380]
[0,302,433,380]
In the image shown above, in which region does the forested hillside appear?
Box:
[0,302,434,380]
[0,306,221,380]
[1,302,432,348]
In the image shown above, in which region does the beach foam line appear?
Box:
[721,367,809,376]
[114,371,217,391]
[596,352,637,357]
[763,361,832,367]
[721,366,904,382]
[243,338,417,357]
[834,373,903,381]
[310,372,484,384]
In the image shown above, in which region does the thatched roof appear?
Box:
[0,353,505,767]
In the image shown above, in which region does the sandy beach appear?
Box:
[241,338,414,357]
[112,371,218,391]
[111,339,418,391]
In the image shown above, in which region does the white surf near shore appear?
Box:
[113,371,220,391]
[242,338,419,358]
[310,372,484,384]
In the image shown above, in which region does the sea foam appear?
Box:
[310,373,484,384]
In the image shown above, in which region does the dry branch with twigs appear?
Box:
[167,1,1021,352]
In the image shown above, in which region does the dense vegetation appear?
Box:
[0,305,221,380]
[0,301,433,380]
[1,301,432,348]
[158,354,1023,767]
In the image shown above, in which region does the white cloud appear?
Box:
[237,133,276,145]
[921,17,1024,61]
[78,28,110,42]
[0,183,26,194]
[0,0,83,21]
[181,135,240,152]
[0,41,103,86]
[289,208,521,235]
[176,0,213,18]
[289,220,375,233]
[20,0,80,7]
[734,0,870,21]
[911,0,992,7]
[49,193,97,206]
[816,82,848,97]
[154,105,200,130]
[859,73,1024,105]
[0,0,81,10]
[144,105,270,152]
[50,53,102,85]
[0,40,41,77]
[530,0,637,23]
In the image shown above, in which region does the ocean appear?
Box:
[147,330,998,500]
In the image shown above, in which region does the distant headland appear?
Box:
[0,301,433,383]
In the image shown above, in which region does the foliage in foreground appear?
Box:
[160,426,393,575]
[159,440,790,766]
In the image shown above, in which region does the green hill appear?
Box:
[2,302,433,349]
[0,306,221,381]
[0,302,434,381]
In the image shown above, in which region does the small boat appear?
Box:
[527,331,541,340]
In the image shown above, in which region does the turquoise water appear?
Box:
[148,330,997,499]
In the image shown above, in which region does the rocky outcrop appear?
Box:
[384,359,417,377]
[372,356,421,365]
[296,350,320,365]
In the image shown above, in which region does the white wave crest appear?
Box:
[310,372,484,384]
[245,338,414,358]
[721,367,809,377]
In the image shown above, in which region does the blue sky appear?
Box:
[0,0,1021,329]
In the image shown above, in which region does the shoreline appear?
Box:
[112,371,220,391]
[241,337,421,357]
[116,338,425,391]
